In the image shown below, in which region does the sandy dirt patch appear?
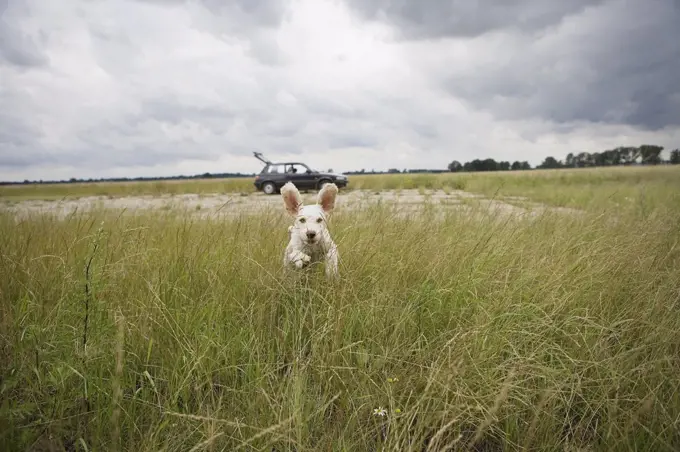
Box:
[1,189,580,220]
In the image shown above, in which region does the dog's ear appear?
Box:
[317,183,338,214]
[281,182,302,216]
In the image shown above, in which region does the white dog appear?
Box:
[281,181,339,278]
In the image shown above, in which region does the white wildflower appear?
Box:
[373,407,387,417]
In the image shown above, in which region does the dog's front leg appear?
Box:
[288,248,311,269]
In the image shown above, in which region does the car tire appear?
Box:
[317,179,332,190]
[262,182,277,195]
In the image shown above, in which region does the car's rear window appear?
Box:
[263,164,284,174]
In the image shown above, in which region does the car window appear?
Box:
[283,164,307,174]
[265,164,284,174]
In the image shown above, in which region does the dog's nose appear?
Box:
[306,231,316,240]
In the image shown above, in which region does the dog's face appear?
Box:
[281,182,338,245]
[292,204,328,245]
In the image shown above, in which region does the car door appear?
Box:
[287,164,315,189]
[299,164,321,189]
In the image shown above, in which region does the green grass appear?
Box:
[2,168,680,450]
[460,166,680,211]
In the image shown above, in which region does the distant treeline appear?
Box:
[343,168,449,175]
[448,145,680,173]
[2,145,679,185]
[535,145,679,169]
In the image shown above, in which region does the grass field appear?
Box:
[2,166,680,451]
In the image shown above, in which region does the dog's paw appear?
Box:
[293,252,311,269]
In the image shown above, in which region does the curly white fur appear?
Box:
[281,181,339,278]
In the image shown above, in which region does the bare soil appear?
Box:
[1,189,580,220]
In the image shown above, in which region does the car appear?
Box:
[252,152,349,195]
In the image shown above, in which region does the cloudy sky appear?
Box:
[1,0,679,181]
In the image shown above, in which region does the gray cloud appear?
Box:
[418,0,680,130]
[134,0,289,27]
[131,0,290,65]
[0,85,50,168]
[344,0,605,39]
[198,0,289,28]
[0,7,49,67]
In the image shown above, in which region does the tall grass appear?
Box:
[2,187,680,450]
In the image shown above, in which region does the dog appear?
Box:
[281,181,339,278]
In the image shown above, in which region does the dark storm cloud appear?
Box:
[344,0,604,39]
[345,0,680,129]
[440,1,680,130]
[342,0,676,132]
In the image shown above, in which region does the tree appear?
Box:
[639,145,663,165]
[593,152,606,167]
[670,149,680,164]
[447,160,462,172]
[615,146,639,165]
[445,144,673,174]
[481,158,499,171]
[629,146,642,163]
[575,152,592,167]
[602,149,621,166]
[538,156,562,169]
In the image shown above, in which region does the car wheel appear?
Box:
[263,182,276,195]
[318,179,331,190]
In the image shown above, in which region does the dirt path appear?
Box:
[1,189,580,220]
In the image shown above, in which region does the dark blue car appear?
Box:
[253,152,349,195]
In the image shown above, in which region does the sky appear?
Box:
[1,0,679,182]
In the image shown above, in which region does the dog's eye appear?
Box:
[316,218,323,223]
[299,218,306,223]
